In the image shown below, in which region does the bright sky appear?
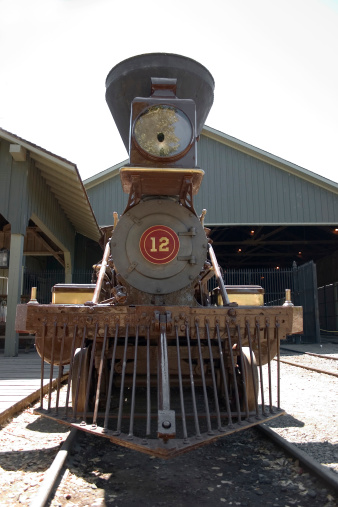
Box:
[1,0,337,184]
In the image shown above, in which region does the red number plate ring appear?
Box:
[139,225,180,264]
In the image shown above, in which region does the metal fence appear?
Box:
[318,282,338,337]
[209,267,294,306]
[23,269,93,304]
[23,267,294,306]
[18,263,324,342]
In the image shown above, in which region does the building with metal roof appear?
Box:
[84,126,338,342]
[0,128,101,356]
[1,123,337,350]
[84,126,338,279]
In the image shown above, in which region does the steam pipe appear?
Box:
[86,240,111,305]
[208,244,230,306]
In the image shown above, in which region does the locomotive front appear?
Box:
[106,54,213,308]
[16,54,303,458]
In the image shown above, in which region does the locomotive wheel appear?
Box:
[239,347,259,412]
[71,347,93,413]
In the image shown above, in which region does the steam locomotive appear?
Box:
[16,54,302,458]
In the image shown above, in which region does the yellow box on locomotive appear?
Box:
[51,284,95,304]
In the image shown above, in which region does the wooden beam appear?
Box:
[4,234,24,356]
[217,252,305,257]
[23,252,60,256]
[9,144,26,162]
[213,240,338,246]
[29,227,65,267]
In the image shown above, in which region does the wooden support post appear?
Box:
[64,251,72,284]
[4,233,25,357]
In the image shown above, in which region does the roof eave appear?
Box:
[84,160,129,189]
[202,126,338,194]
[0,128,101,242]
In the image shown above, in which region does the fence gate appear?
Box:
[318,282,338,338]
[293,260,320,343]
[220,262,319,343]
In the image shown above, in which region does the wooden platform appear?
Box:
[0,350,67,425]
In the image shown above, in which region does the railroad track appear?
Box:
[1,350,337,506]
[26,417,338,507]
[13,379,338,506]
[279,347,338,377]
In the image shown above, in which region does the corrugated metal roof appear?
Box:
[84,160,128,189]
[0,128,101,242]
[203,126,338,194]
[84,161,129,226]
[84,127,338,194]
[83,127,338,227]
[195,134,338,225]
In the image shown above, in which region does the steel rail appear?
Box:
[276,358,338,378]
[29,428,78,507]
[257,424,338,493]
[280,346,338,361]
[303,351,338,360]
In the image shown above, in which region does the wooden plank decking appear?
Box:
[0,350,67,425]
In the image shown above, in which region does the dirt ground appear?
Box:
[49,428,337,507]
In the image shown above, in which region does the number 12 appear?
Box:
[150,236,169,252]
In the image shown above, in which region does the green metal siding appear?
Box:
[0,140,29,234]
[86,175,128,225]
[0,139,75,255]
[0,141,12,215]
[84,133,338,227]
[194,136,338,225]
[27,161,75,252]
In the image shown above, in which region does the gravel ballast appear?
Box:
[0,341,337,506]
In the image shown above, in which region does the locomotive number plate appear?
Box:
[139,225,180,264]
